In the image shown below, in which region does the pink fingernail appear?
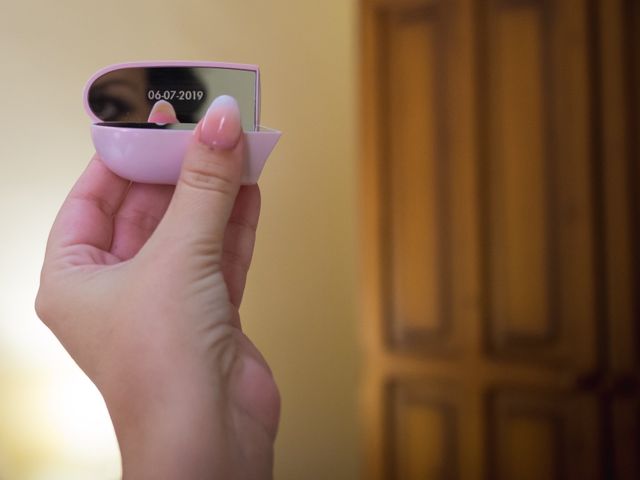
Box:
[197,95,242,150]
[148,100,178,124]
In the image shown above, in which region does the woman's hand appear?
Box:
[35,96,280,479]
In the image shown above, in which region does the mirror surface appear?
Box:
[88,67,257,130]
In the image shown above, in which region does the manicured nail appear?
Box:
[197,95,242,150]
[148,100,178,124]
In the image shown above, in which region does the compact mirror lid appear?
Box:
[85,62,259,131]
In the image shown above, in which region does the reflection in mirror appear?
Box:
[88,67,257,130]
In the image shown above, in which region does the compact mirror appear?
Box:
[86,66,258,130]
[84,61,279,185]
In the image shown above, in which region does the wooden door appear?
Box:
[359,0,639,479]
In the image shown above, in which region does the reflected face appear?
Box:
[87,66,258,130]
[89,69,150,122]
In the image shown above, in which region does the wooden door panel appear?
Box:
[633,0,640,226]
[387,380,459,480]
[600,1,640,478]
[387,7,448,343]
[631,0,640,298]
[485,2,552,346]
[611,396,640,479]
[376,0,482,358]
[481,0,597,367]
[600,0,638,375]
[488,389,600,480]
[382,4,458,352]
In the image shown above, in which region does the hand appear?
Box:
[35,96,280,479]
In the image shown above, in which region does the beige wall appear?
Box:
[0,1,359,478]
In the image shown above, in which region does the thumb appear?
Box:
[157,95,244,253]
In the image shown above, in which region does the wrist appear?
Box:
[103,363,235,479]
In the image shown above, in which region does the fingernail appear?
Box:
[197,95,242,150]
[148,100,178,124]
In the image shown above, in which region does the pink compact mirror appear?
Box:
[84,61,281,184]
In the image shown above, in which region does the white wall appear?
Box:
[0,1,359,478]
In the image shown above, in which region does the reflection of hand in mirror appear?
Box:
[148,99,179,125]
[36,95,279,479]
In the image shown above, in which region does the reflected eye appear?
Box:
[89,95,133,121]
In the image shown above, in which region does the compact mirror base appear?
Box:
[91,124,281,185]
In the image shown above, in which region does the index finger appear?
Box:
[46,155,130,260]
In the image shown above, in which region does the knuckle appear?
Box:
[228,217,258,235]
[222,248,251,272]
[34,287,55,325]
[204,322,238,377]
[116,208,162,235]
